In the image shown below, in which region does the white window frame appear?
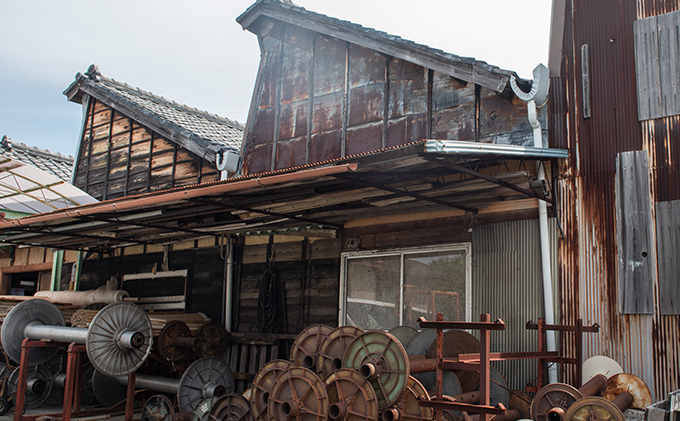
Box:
[339,243,472,327]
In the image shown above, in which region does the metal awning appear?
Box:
[0,141,568,251]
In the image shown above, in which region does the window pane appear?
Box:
[403,250,466,328]
[346,255,401,330]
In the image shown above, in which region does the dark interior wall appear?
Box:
[234,237,341,334]
[79,247,225,320]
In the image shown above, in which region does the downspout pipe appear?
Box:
[224,236,234,332]
[511,64,558,384]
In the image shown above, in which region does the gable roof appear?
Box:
[237,0,517,93]
[63,65,244,163]
[0,136,74,182]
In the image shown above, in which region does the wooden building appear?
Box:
[0,1,571,392]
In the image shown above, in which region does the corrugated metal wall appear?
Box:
[550,0,680,400]
[472,219,559,391]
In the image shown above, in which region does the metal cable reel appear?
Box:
[413,369,461,400]
[342,330,409,410]
[209,393,252,421]
[1,300,153,377]
[249,359,292,421]
[191,396,219,421]
[8,364,53,409]
[382,376,432,421]
[405,330,436,357]
[530,373,607,421]
[141,394,176,421]
[195,322,228,359]
[268,366,329,421]
[0,362,11,380]
[318,326,364,380]
[289,324,333,374]
[426,330,481,393]
[93,357,234,413]
[324,368,378,421]
[387,326,418,349]
[562,393,634,421]
[157,320,193,361]
[600,373,651,409]
[44,355,97,407]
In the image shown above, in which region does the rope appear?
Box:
[257,269,278,330]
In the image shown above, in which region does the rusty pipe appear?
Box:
[450,391,480,404]
[409,358,439,373]
[469,408,522,421]
[577,374,607,397]
[611,391,634,412]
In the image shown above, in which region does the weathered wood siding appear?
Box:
[73,99,220,200]
[234,236,341,333]
[242,20,536,175]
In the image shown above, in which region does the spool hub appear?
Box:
[530,383,582,421]
[250,359,293,421]
[195,321,228,358]
[562,396,625,421]
[8,364,53,409]
[178,357,234,413]
[382,376,432,421]
[343,330,409,409]
[324,368,378,421]
[87,302,153,377]
[1,299,65,365]
[209,393,252,421]
[318,326,364,380]
[268,366,329,421]
[157,320,192,361]
[141,394,175,421]
[290,324,333,373]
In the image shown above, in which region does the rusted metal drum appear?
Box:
[562,394,633,421]
[268,367,328,421]
[195,321,228,359]
[290,324,334,373]
[158,320,192,361]
[600,373,652,409]
[325,368,378,421]
[426,329,481,393]
[343,330,410,409]
[381,376,432,421]
[209,393,252,421]
[531,374,607,421]
[388,326,419,349]
[318,326,364,380]
[249,359,292,421]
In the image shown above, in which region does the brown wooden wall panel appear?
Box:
[108,149,129,180]
[92,108,112,127]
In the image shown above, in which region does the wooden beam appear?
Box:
[2,263,53,274]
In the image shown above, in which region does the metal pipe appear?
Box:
[114,374,180,395]
[611,391,634,412]
[469,409,521,421]
[25,324,89,344]
[224,236,234,332]
[577,374,607,396]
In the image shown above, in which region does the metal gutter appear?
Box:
[0,163,358,231]
[425,140,569,159]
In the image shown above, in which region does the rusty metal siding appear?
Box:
[472,219,559,391]
[638,0,680,19]
[554,0,680,399]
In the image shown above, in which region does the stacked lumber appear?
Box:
[70,308,210,336]
[0,296,79,325]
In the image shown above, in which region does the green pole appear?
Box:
[50,250,64,291]
[72,250,83,291]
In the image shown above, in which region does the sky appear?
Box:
[0,1,553,157]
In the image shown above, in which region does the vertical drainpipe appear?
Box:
[511,64,558,384]
[51,250,64,291]
[224,236,234,332]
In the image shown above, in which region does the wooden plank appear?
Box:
[634,15,662,120]
[657,10,680,118]
[655,200,680,314]
[1,262,53,274]
[123,270,188,280]
[615,151,653,314]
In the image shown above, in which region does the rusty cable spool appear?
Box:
[530,374,607,421]
[387,326,419,349]
[141,394,176,421]
[318,326,364,380]
[192,396,219,421]
[209,393,252,421]
[343,330,410,410]
[290,324,333,373]
[249,359,293,421]
[562,392,634,421]
[158,320,193,361]
[426,329,481,393]
[600,373,651,409]
[443,366,508,420]
[324,368,378,421]
[195,321,228,358]
[268,366,329,421]
[381,376,432,421]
